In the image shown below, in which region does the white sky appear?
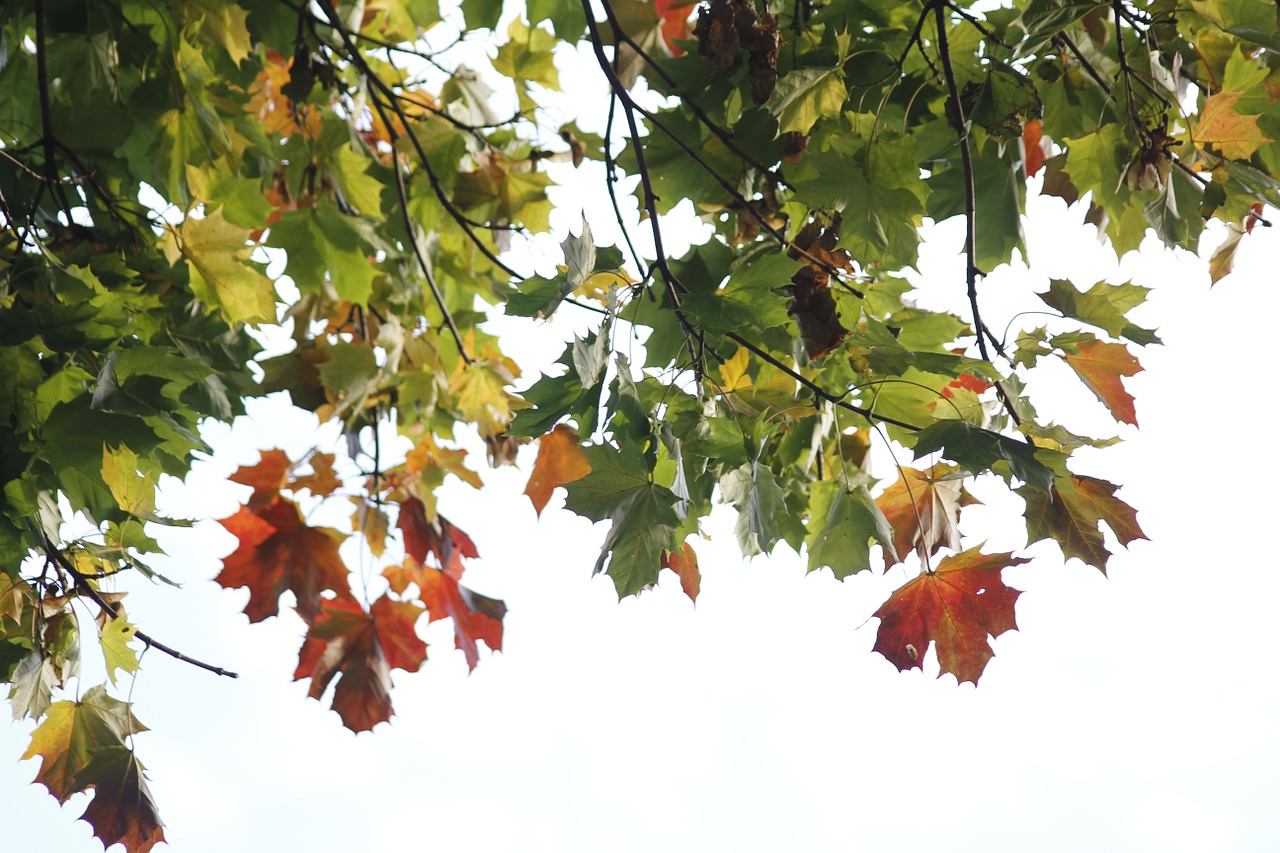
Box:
[5,14,1280,853]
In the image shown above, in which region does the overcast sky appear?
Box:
[5,21,1280,853]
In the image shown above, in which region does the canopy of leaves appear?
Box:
[2,0,1275,847]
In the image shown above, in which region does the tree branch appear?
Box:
[42,538,239,679]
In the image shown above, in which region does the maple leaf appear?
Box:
[293,595,427,732]
[1061,339,1142,426]
[228,448,293,508]
[175,208,277,324]
[21,685,146,803]
[524,424,592,516]
[1019,475,1147,572]
[215,496,354,624]
[662,541,701,602]
[1194,91,1271,160]
[350,496,391,557]
[291,451,341,497]
[805,481,895,579]
[876,464,980,565]
[873,547,1028,684]
[76,745,166,853]
[383,559,505,671]
[1023,118,1046,178]
[396,498,479,578]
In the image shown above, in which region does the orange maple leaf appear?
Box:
[1023,118,1047,178]
[524,424,592,516]
[228,448,293,508]
[293,595,427,732]
[291,452,342,498]
[384,558,505,671]
[657,0,698,54]
[1062,339,1142,426]
[875,464,979,565]
[872,547,1028,684]
[216,496,355,624]
[662,541,701,602]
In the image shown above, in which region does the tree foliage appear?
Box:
[1,0,1276,847]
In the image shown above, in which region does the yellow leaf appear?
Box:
[719,347,753,392]
[1194,91,1271,160]
[101,446,156,518]
[179,209,277,324]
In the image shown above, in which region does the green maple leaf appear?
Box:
[912,421,1055,491]
[766,66,846,134]
[1039,279,1160,344]
[719,459,788,557]
[563,444,680,597]
[805,481,895,579]
[493,18,561,90]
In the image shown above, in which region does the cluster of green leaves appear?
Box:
[1,0,1277,848]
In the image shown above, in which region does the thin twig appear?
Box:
[313,0,524,282]
[932,1,1023,428]
[597,0,788,186]
[726,331,920,431]
[42,538,239,679]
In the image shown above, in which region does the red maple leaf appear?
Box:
[293,595,427,732]
[384,558,505,672]
[216,496,355,624]
[228,448,293,508]
[872,547,1028,684]
[397,498,478,579]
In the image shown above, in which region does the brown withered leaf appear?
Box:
[786,217,852,359]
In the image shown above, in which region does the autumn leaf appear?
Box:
[396,498,479,578]
[662,541,701,602]
[873,547,1028,684]
[524,424,592,516]
[21,685,146,803]
[99,617,140,685]
[175,208,277,324]
[293,595,427,732]
[291,452,341,498]
[1061,339,1142,426]
[876,464,979,565]
[1194,91,1271,160]
[228,448,293,508]
[215,496,354,624]
[1023,118,1046,178]
[75,745,166,853]
[350,496,390,557]
[384,559,505,671]
[1019,475,1147,572]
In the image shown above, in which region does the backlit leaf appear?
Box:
[1061,339,1142,426]
[873,547,1028,684]
[524,424,592,516]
